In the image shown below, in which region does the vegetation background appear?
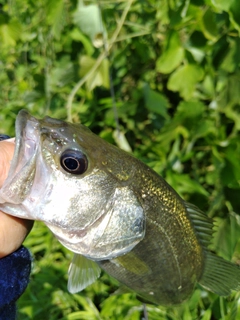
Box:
[1,0,240,318]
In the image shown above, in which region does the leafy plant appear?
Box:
[0,0,240,318]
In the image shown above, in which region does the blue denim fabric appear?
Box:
[0,246,31,320]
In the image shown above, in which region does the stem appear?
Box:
[66,0,135,121]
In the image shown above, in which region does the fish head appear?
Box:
[0,110,145,260]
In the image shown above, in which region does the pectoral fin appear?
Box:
[112,252,151,275]
[68,254,101,293]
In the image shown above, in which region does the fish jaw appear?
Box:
[0,110,46,218]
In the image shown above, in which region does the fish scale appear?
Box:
[0,109,240,306]
[99,165,204,305]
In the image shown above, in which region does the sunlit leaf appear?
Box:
[156,31,185,74]
[0,18,22,47]
[113,130,132,152]
[201,308,212,320]
[73,0,106,48]
[70,28,94,56]
[210,0,233,11]
[175,100,205,119]
[167,64,204,100]
[167,172,209,197]
[46,0,65,39]
[79,55,109,90]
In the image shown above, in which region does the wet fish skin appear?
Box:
[98,165,204,305]
[0,110,145,260]
[0,110,240,306]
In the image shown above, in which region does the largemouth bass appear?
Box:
[0,110,240,305]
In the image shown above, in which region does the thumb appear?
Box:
[0,139,15,187]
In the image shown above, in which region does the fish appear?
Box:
[0,109,240,306]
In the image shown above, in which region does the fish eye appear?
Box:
[60,149,88,175]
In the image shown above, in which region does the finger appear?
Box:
[0,137,34,257]
[0,212,34,258]
[0,139,15,187]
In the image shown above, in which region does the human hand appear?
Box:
[0,139,34,258]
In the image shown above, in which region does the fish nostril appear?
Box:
[41,128,59,141]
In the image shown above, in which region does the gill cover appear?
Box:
[49,186,145,260]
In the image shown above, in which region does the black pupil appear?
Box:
[60,149,88,175]
[64,157,79,170]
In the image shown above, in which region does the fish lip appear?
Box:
[0,110,40,203]
[15,109,39,144]
[14,109,40,170]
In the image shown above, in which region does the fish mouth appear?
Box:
[0,110,40,204]
[15,109,39,160]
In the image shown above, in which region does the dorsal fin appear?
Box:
[185,201,213,248]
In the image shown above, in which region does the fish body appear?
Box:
[98,166,204,305]
[0,110,240,305]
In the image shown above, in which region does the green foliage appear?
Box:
[1,0,240,318]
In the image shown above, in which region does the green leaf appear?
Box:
[156,31,185,74]
[229,0,240,29]
[79,55,95,76]
[166,172,209,197]
[113,130,132,152]
[167,64,204,100]
[73,1,106,48]
[221,142,240,188]
[0,18,22,47]
[79,55,109,90]
[143,83,169,119]
[46,0,65,39]
[201,309,212,320]
[98,58,110,89]
[186,31,206,63]
[200,8,219,41]
[50,63,75,89]
[223,73,240,108]
[220,38,240,73]
[211,215,240,260]
[210,0,233,12]
[175,101,205,119]
[172,101,214,138]
[70,28,94,56]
